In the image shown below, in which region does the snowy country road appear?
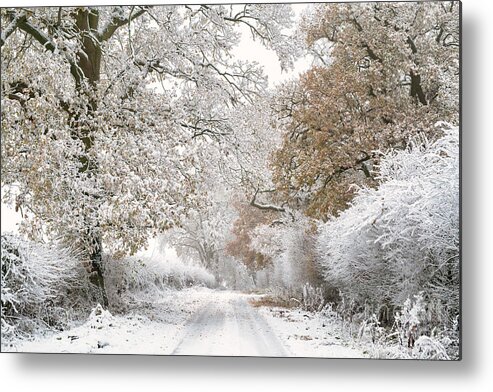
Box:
[172,292,289,356]
[15,288,365,357]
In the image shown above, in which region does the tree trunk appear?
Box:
[250,270,257,287]
[410,69,428,106]
[74,9,108,307]
[88,233,109,307]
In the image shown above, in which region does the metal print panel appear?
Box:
[0,1,461,359]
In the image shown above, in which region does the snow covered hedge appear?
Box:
[1,233,98,346]
[104,253,216,309]
[1,232,216,346]
[316,123,459,331]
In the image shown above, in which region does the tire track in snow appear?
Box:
[171,291,289,357]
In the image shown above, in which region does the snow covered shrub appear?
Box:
[316,123,459,330]
[103,252,215,310]
[374,123,460,322]
[87,303,115,330]
[1,233,98,346]
[394,293,428,346]
[359,314,381,343]
[359,293,459,360]
[438,315,460,359]
[301,283,325,312]
[395,293,459,359]
[413,336,450,360]
[317,302,358,345]
[362,293,427,358]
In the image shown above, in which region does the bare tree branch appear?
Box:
[0,12,27,47]
[250,188,285,213]
[99,6,149,41]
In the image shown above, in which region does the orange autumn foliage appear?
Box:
[272,2,459,219]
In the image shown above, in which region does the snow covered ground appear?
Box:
[258,305,366,358]
[12,289,366,358]
[15,287,211,355]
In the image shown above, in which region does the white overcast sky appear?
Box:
[234,3,312,87]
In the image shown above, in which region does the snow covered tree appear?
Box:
[250,211,321,298]
[160,91,285,282]
[161,183,235,279]
[1,5,298,305]
[272,1,459,219]
[225,200,276,284]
